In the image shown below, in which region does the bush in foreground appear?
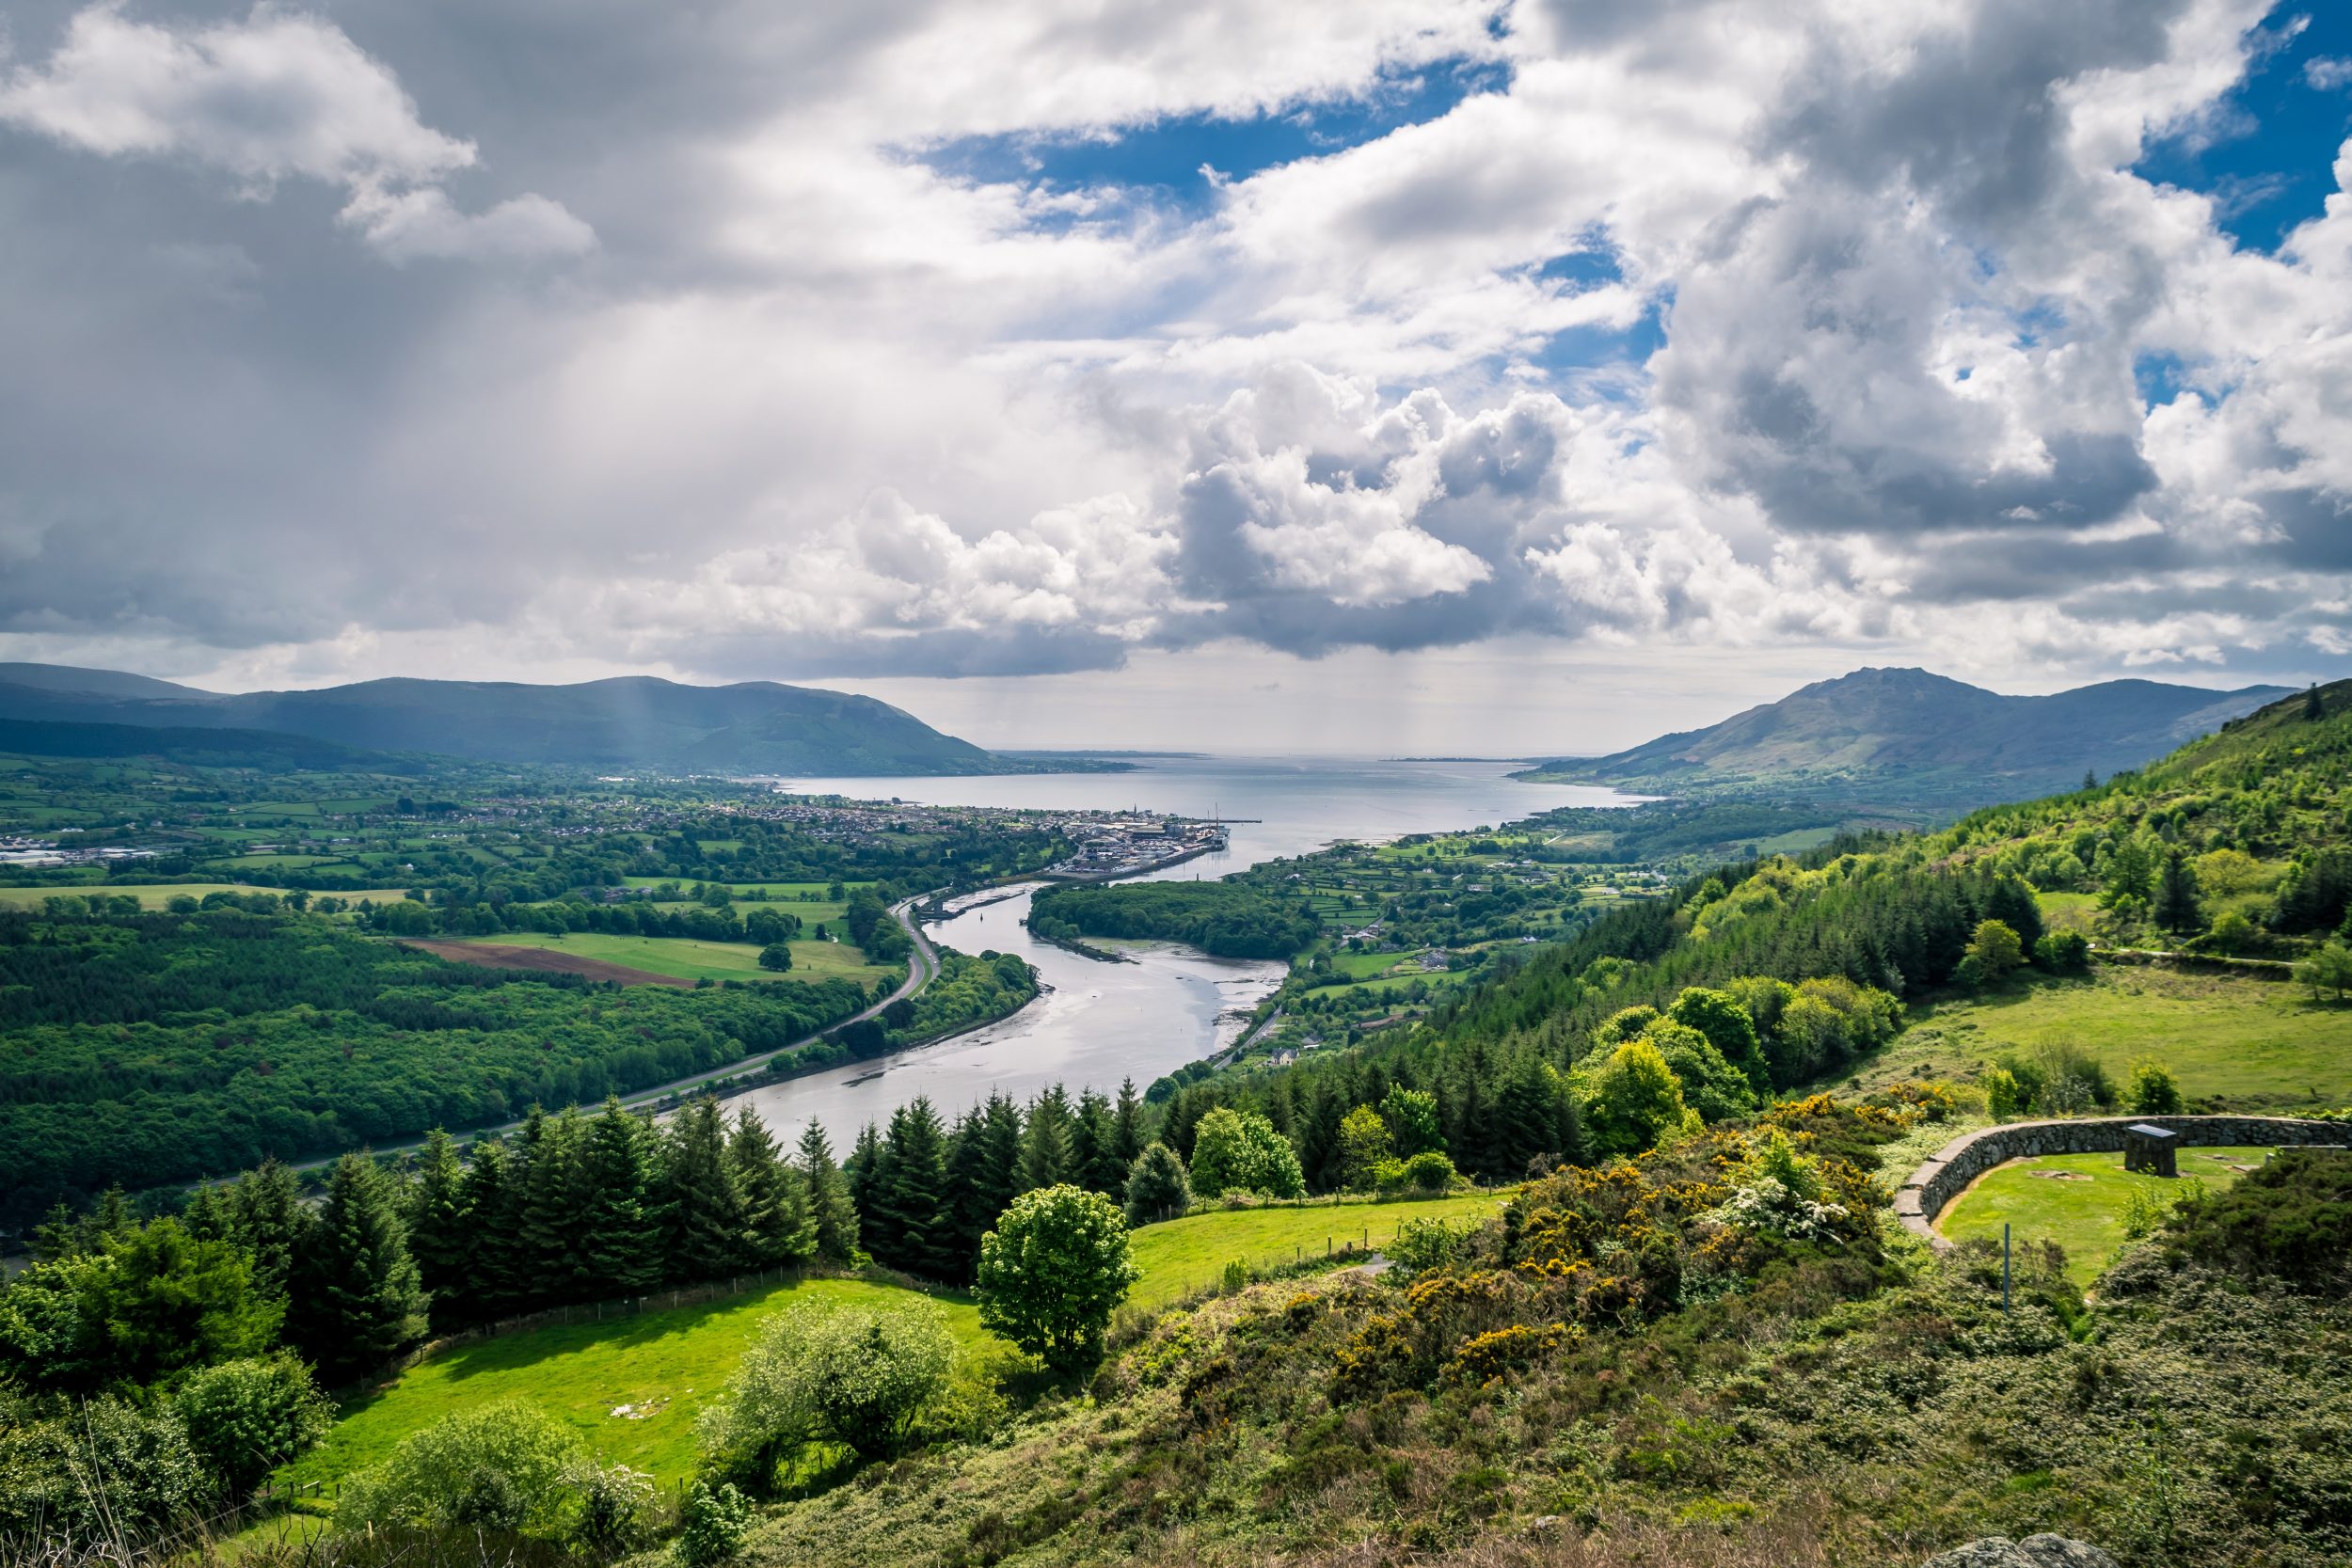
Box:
[699,1298,956,1482]
[336,1398,646,1547]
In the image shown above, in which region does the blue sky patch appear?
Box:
[2133,6,2352,253]
[917,55,1510,215]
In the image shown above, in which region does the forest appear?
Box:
[0,903,871,1220]
[1027,880,1321,958]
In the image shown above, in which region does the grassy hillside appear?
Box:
[1525,666,2283,805]
[452,928,899,989]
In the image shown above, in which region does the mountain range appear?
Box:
[0,664,1053,776]
[1524,667,2293,804]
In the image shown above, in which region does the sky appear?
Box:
[2,0,2351,753]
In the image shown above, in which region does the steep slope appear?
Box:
[0,667,1015,775]
[1529,666,2288,802]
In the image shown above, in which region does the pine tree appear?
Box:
[578,1100,665,1296]
[846,1121,892,1264]
[663,1097,748,1283]
[2307,683,2325,721]
[457,1134,522,1320]
[2083,768,2098,791]
[519,1106,588,1305]
[1110,1079,1146,1167]
[876,1098,956,1280]
[1296,1081,1346,1194]
[1020,1085,1073,1191]
[1073,1089,1124,1195]
[405,1129,474,1330]
[796,1120,860,1262]
[291,1154,427,1383]
[2154,847,2204,937]
[228,1160,310,1301]
[730,1106,815,1269]
[180,1184,235,1246]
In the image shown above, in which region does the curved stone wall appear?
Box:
[1894,1115,2346,1248]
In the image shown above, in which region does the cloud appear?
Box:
[0,3,591,261]
[0,0,2348,701]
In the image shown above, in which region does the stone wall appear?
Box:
[1894,1115,2346,1247]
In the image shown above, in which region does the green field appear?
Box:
[276,1194,1509,1499]
[284,1278,987,1492]
[1936,1146,2273,1284]
[1856,967,2352,1110]
[1123,1192,1504,1308]
[453,929,898,988]
[620,877,870,903]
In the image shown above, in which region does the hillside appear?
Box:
[0,665,1051,776]
[1523,666,2287,805]
[0,717,407,773]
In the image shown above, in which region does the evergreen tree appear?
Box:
[228,1160,310,1302]
[846,1122,890,1262]
[730,1107,815,1269]
[1122,1142,1191,1225]
[1296,1081,1346,1194]
[797,1120,860,1262]
[943,1105,993,1280]
[1110,1078,1146,1167]
[1073,1089,1124,1195]
[291,1154,427,1383]
[405,1129,474,1330]
[2083,768,2098,791]
[519,1106,589,1305]
[2154,847,2204,937]
[1020,1085,1073,1191]
[2306,683,2325,721]
[875,1098,956,1280]
[179,1184,235,1247]
[578,1100,665,1295]
[663,1097,748,1282]
[456,1134,523,1321]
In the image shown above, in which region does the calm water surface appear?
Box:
[733,757,1636,1149]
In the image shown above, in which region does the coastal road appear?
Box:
[273,896,941,1175]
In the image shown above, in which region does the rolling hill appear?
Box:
[0,665,1053,776]
[1524,666,2289,804]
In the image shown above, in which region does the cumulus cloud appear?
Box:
[0,3,592,261]
[0,0,2348,697]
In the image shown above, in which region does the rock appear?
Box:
[2018,1536,2121,1568]
[1921,1538,2120,1568]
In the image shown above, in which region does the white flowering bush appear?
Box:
[1702,1129,1852,1241]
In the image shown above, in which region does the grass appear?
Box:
[283,1277,988,1492]
[451,929,897,988]
[275,1197,1508,1500]
[620,877,871,903]
[1123,1191,1504,1309]
[1854,966,2352,1111]
[1935,1145,2275,1284]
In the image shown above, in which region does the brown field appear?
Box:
[396,939,691,988]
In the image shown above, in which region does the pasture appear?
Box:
[451,929,898,989]
[1935,1146,2273,1284]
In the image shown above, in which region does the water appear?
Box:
[731,757,1637,1149]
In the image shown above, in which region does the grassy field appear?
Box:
[284,1278,987,1492]
[1123,1192,1505,1309]
[274,1194,1512,1499]
[451,929,898,988]
[1855,966,2352,1110]
[1936,1146,2273,1284]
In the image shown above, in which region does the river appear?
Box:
[730,756,1638,1150]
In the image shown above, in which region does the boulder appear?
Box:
[1922,1538,2120,1568]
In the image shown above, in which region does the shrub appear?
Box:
[677,1480,753,1567]
[2033,929,2092,973]
[1122,1141,1191,1225]
[2127,1061,2183,1116]
[0,1393,212,1544]
[699,1299,955,1480]
[1186,1108,1305,1198]
[977,1184,1140,1373]
[1399,1150,1457,1194]
[1983,1066,2026,1119]
[173,1354,334,1497]
[1336,1104,1394,1191]
[336,1399,582,1537]
[572,1462,656,1556]
[1388,1214,1478,1279]
[2161,1148,2352,1291]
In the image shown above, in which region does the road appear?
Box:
[276,896,941,1175]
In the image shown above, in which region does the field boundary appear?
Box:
[1895,1114,2346,1248]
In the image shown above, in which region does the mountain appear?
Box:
[0,667,1040,776]
[1526,666,2292,804]
[0,717,408,773]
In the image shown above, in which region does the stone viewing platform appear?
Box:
[1895,1114,2346,1248]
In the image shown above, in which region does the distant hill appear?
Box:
[0,717,411,773]
[1524,667,2292,804]
[0,667,1040,776]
